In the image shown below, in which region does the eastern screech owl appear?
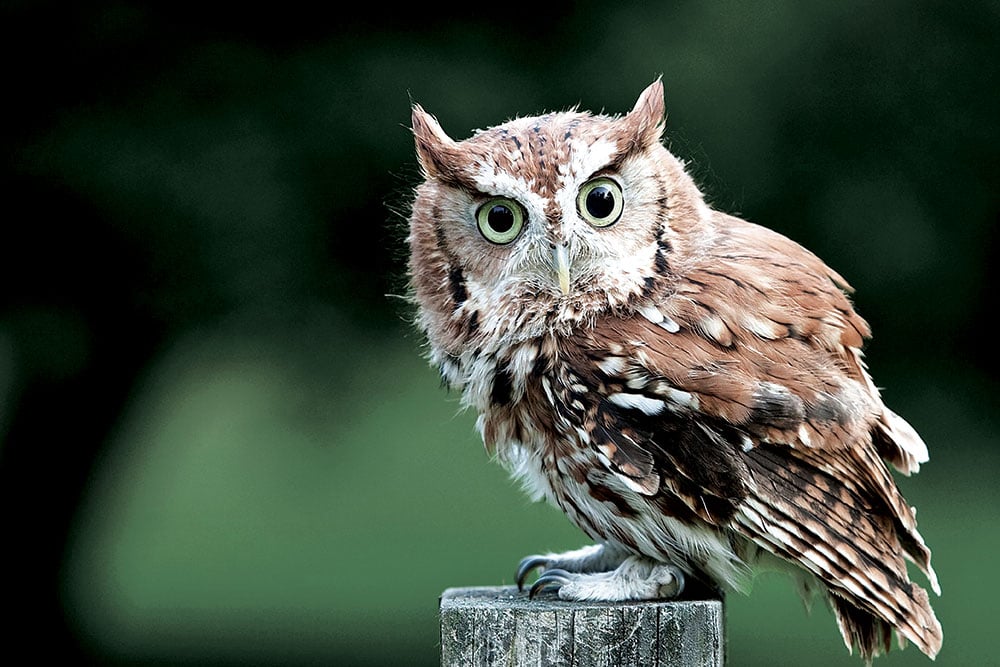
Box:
[405,79,941,662]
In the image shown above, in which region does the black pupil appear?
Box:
[586,186,616,219]
[488,205,515,233]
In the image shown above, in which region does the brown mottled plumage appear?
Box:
[406,79,942,662]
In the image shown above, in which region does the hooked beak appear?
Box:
[552,244,571,295]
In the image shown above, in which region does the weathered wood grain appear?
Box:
[440,586,724,666]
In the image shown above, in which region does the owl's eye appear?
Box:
[476,197,526,244]
[577,177,624,228]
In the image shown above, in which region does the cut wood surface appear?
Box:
[440,586,724,666]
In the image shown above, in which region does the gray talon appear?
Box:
[516,555,550,590]
[528,569,573,599]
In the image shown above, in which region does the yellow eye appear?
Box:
[476,197,526,244]
[577,177,624,227]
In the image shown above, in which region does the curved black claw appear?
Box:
[669,567,686,598]
[528,569,573,599]
[516,555,551,591]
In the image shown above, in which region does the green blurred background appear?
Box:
[2,1,997,664]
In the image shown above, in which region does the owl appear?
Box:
[405,79,942,662]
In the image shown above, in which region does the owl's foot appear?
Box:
[516,543,629,591]
[529,555,686,602]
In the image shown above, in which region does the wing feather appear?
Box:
[579,213,940,659]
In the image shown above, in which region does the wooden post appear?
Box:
[440,586,724,666]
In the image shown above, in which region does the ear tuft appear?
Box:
[411,104,460,180]
[624,78,666,147]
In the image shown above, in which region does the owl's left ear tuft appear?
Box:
[623,78,666,148]
[411,104,462,181]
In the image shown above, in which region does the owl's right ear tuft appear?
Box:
[411,104,462,181]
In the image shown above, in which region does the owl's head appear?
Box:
[407,80,711,356]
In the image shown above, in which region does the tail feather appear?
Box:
[831,593,893,663]
[740,446,943,660]
[830,595,892,664]
[830,587,942,663]
[830,576,943,662]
